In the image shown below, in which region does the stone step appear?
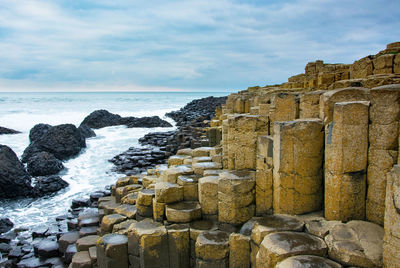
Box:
[193,162,222,176]
[100,214,127,235]
[166,201,202,223]
[71,250,92,268]
[114,204,137,219]
[97,233,129,268]
[154,182,183,203]
[195,231,229,261]
[76,235,100,252]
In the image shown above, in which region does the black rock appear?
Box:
[27,151,64,176]
[71,198,90,209]
[8,246,24,259]
[17,256,47,268]
[120,116,172,128]
[32,175,68,197]
[35,239,59,258]
[64,244,77,264]
[78,124,96,138]
[0,126,20,135]
[29,123,52,143]
[21,143,42,163]
[0,242,11,253]
[0,145,33,198]
[0,218,14,234]
[80,109,122,129]
[32,226,48,239]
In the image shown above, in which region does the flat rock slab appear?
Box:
[325,220,384,267]
[76,235,100,251]
[101,214,127,234]
[168,155,191,166]
[121,192,138,205]
[257,231,328,267]
[192,156,212,164]
[276,255,343,268]
[190,220,219,241]
[166,201,202,223]
[79,226,98,237]
[35,239,59,258]
[137,189,155,206]
[162,165,194,183]
[305,219,341,238]
[219,170,256,194]
[195,231,229,261]
[251,214,305,245]
[113,219,137,234]
[177,148,193,156]
[192,147,214,157]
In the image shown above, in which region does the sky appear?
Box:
[0,0,399,92]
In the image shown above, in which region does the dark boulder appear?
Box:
[32,176,68,197]
[78,124,96,138]
[0,145,33,198]
[80,109,172,129]
[29,123,52,143]
[120,116,172,128]
[38,124,86,160]
[80,109,121,129]
[27,152,64,176]
[0,126,20,135]
[21,143,42,163]
[0,218,14,234]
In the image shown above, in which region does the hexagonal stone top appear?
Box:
[276,255,342,268]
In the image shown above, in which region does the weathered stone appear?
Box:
[115,184,142,203]
[59,231,79,253]
[373,54,395,75]
[167,224,190,268]
[101,214,127,235]
[384,165,400,267]
[71,251,92,268]
[195,231,229,261]
[137,189,155,206]
[121,192,138,205]
[161,165,194,183]
[198,176,219,215]
[251,214,305,245]
[273,119,324,215]
[350,56,373,79]
[166,201,202,223]
[203,169,223,177]
[218,170,255,194]
[192,147,214,157]
[192,162,222,176]
[325,221,383,267]
[136,203,153,218]
[195,258,228,268]
[112,219,137,234]
[177,148,193,156]
[177,175,199,201]
[154,182,183,203]
[116,176,131,188]
[100,201,119,215]
[142,175,160,188]
[190,220,219,241]
[256,135,274,215]
[299,91,324,118]
[152,198,166,222]
[88,246,97,265]
[305,219,341,238]
[256,231,327,267]
[229,233,250,268]
[97,233,128,268]
[127,219,169,268]
[114,204,137,219]
[276,255,343,268]
[319,87,369,125]
[168,155,190,167]
[76,235,100,251]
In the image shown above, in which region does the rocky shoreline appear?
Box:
[0,96,226,267]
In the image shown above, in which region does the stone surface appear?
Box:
[59,231,80,253]
[154,182,183,203]
[167,224,190,268]
[276,255,343,268]
[177,175,199,201]
[101,214,127,234]
[71,250,92,268]
[198,176,219,215]
[229,233,250,268]
[192,162,222,176]
[97,233,129,268]
[256,135,274,215]
[166,201,202,223]
[325,220,383,267]
[195,231,229,261]
[256,231,328,267]
[114,204,137,219]
[76,235,100,251]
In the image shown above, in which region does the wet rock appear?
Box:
[76,235,100,251]
[0,145,33,198]
[0,242,12,253]
[31,226,49,239]
[78,124,96,138]
[0,218,14,234]
[27,152,64,176]
[72,198,91,209]
[0,126,20,135]
[59,231,79,253]
[64,244,77,264]
[29,123,52,143]
[8,246,24,259]
[71,250,92,267]
[32,175,68,196]
[35,238,59,258]
[17,256,47,268]
[120,115,172,128]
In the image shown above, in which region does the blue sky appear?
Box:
[0,0,399,92]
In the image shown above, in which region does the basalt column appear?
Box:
[324,101,369,221]
[367,84,400,225]
[273,119,324,215]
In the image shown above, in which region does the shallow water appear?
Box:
[0,91,226,231]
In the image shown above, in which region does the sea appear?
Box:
[0,91,227,231]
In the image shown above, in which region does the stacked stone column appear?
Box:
[255,136,274,215]
[324,101,369,221]
[269,92,298,135]
[218,170,256,228]
[273,119,324,215]
[367,84,400,225]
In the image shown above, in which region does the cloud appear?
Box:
[0,0,399,92]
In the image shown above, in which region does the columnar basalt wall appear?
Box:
[367,84,400,225]
[269,93,298,134]
[273,119,324,215]
[324,101,369,221]
[384,165,400,267]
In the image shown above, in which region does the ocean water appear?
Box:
[0,91,227,230]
